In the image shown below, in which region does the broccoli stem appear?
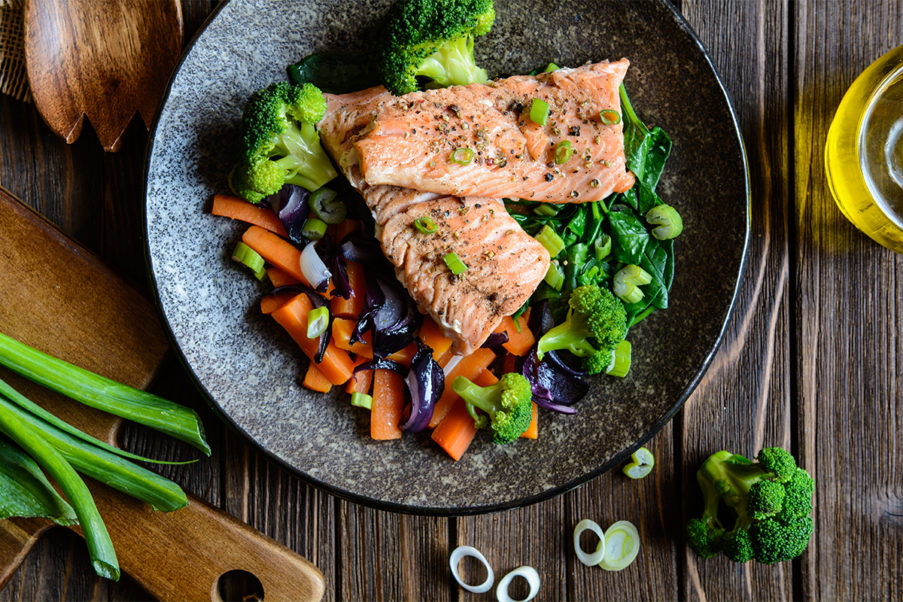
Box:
[451,378,496,416]
[536,317,595,359]
[273,123,337,192]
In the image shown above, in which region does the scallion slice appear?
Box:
[543,62,560,73]
[573,518,607,566]
[606,340,632,378]
[544,262,565,291]
[450,148,474,165]
[613,265,652,304]
[231,241,266,281]
[308,187,347,224]
[301,217,328,241]
[555,140,573,164]
[0,333,210,455]
[443,252,468,275]
[598,521,641,571]
[599,109,622,125]
[622,446,654,479]
[306,306,329,339]
[414,216,438,234]
[529,98,550,125]
[533,203,560,217]
[534,225,565,258]
[350,392,372,410]
[594,234,612,260]
[645,204,684,240]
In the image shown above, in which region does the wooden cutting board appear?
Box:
[0,187,325,601]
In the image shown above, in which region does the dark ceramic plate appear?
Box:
[145,0,748,514]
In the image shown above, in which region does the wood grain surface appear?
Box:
[1,0,901,600]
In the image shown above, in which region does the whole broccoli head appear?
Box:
[535,285,628,374]
[376,0,495,95]
[451,372,533,444]
[229,81,337,203]
[686,448,814,564]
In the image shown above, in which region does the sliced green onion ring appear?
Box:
[529,98,550,125]
[449,545,494,594]
[645,204,684,240]
[599,109,622,125]
[554,140,573,164]
[534,225,565,258]
[533,203,560,217]
[306,306,329,339]
[350,392,373,410]
[543,62,560,72]
[622,446,654,479]
[308,187,347,224]
[613,265,653,304]
[414,216,438,234]
[231,241,266,280]
[496,565,541,602]
[606,340,632,378]
[450,148,474,165]
[573,518,607,566]
[594,234,612,260]
[544,263,564,291]
[443,252,468,275]
[301,217,328,241]
[598,521,640,571]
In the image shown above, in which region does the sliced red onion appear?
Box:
[299,241,331,292]
[340,231,382,264]
[401,343,444,432]
[316,236,351,299]
[267,184,311,244]
[528,300,556,338]
[481,331,510,348]
[354,358,407,375]
[532,395,579,414]
[522,350,588,412]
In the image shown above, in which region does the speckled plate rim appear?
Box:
[142,0,750,516]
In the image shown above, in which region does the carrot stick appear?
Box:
[371,370,404,440]
[266,266,301,288]
[345,356,373,395]
[260,291,297,315]
[431,398,477,461]
[211,194,288,237]
[495,311,535,356]
[428,348,497,428]
[330,261,365,317]
[418,318,453,360]
[332,318,373,357]
[474,370,498,386]
[270,294,354,385]
[302,363,333,393]
[520,403,538,439]
[387,343,417,367]
[242,226,311,286]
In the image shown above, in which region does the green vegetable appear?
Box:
[534,224,565,258]
[608,204,649,265]
[0,397,119,580]
[414,216,439,234]
[306,307,330,339]
[613,264,652,304]
[308,187,346,224]
[301,218,328,240]
[533,203,560,217]
[543,62,560,72]
[376,0,495,95]
[544,262,564,291]
[599,109,621,125]
[529,98,550,125]
[598,521,640,570]
[231,241,266,280]
[686,448,814,564]
[594,234,612,260]
[555,140,573,164]
[450,147,475,165]
[451,373,533,444]
[0,435,76,524]
[350,392,373,410]
[443,252,468,275]
[563,243,589,292]
[605,340,632,378]
[622,446,653,479]
[645,204,683,240]
[229,82,337,203]
[287,51,380,94]
[0,333,210,455]
[536,286,628,374]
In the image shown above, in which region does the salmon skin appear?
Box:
[320,88,550,355]
[350,60,635,203]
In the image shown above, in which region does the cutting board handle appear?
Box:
[88,485,325,601]
[0,518,52,589]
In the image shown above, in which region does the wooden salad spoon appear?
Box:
[24,0,182,152]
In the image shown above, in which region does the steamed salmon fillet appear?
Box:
[319,88,550,354]
[351,60,635,203]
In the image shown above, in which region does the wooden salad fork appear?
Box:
[24,0,182,152]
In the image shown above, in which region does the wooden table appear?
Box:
[1,1,900,599]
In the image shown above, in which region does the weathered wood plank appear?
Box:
[680,0,794,600]
[793,1,903,600]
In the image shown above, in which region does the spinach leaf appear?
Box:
[565,207,587,238]
[608,205,649,265]
[0,435,77,524]
[638,127,672,191]
[288,52,380,94]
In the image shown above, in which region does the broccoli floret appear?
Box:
[686,448,814,564]
[376,0,495,95]
[229,81,337,203]
[535,285,628,374]
[451,373,532,444]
